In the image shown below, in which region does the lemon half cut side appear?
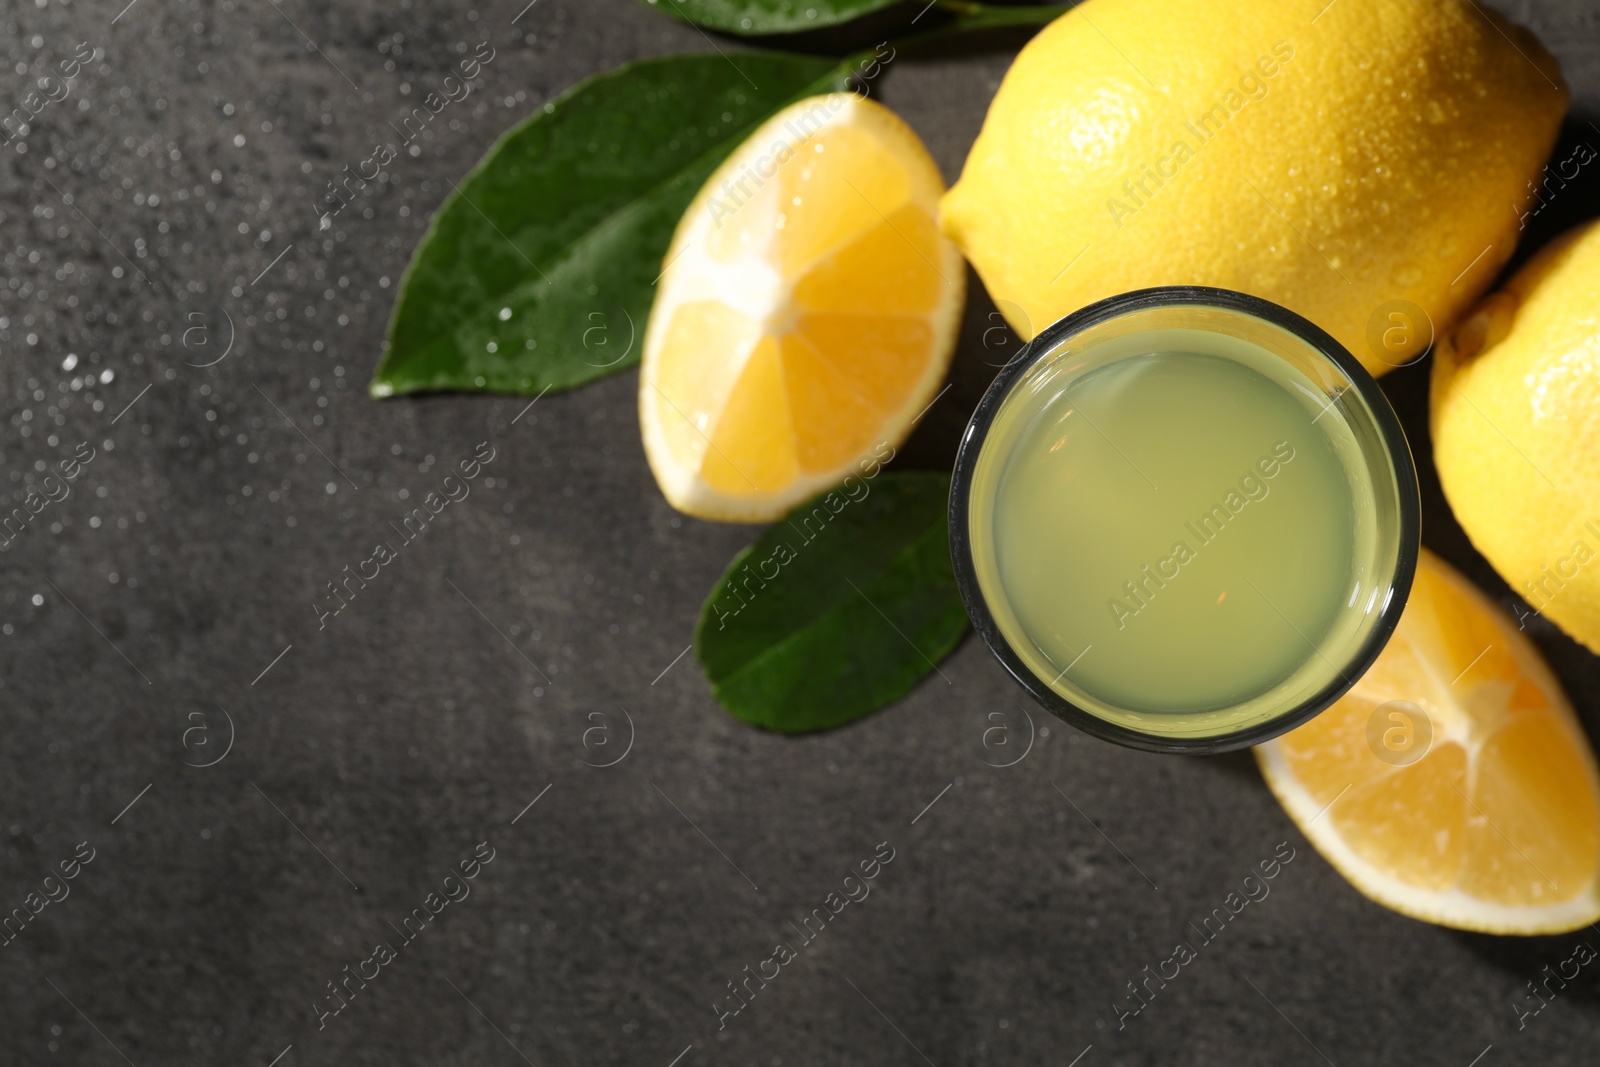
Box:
[640,93,965,522]
[1256,550,1600,934]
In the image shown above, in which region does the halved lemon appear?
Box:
[1255,549,1600,934]
[639,93,964,522]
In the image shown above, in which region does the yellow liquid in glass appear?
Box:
[970,327,1385,737]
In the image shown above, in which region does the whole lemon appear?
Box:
[939,0,1566,375]
[1432,219,1600,654]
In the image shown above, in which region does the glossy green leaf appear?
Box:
[696,471,968,732]
[372,52,852,398]
[637,0,909,35]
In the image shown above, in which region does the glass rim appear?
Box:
[948,285,1422,755]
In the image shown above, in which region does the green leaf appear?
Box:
[637,0,908,35]
[372,52,852,399]
[696,471,968,732]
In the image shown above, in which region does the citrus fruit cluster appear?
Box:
[636,0,1600,934]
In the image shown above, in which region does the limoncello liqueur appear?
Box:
[956,293,1415,748]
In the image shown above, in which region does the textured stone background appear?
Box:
[1,0,1599,1064]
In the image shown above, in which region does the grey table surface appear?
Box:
[2,0,1600,1064]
